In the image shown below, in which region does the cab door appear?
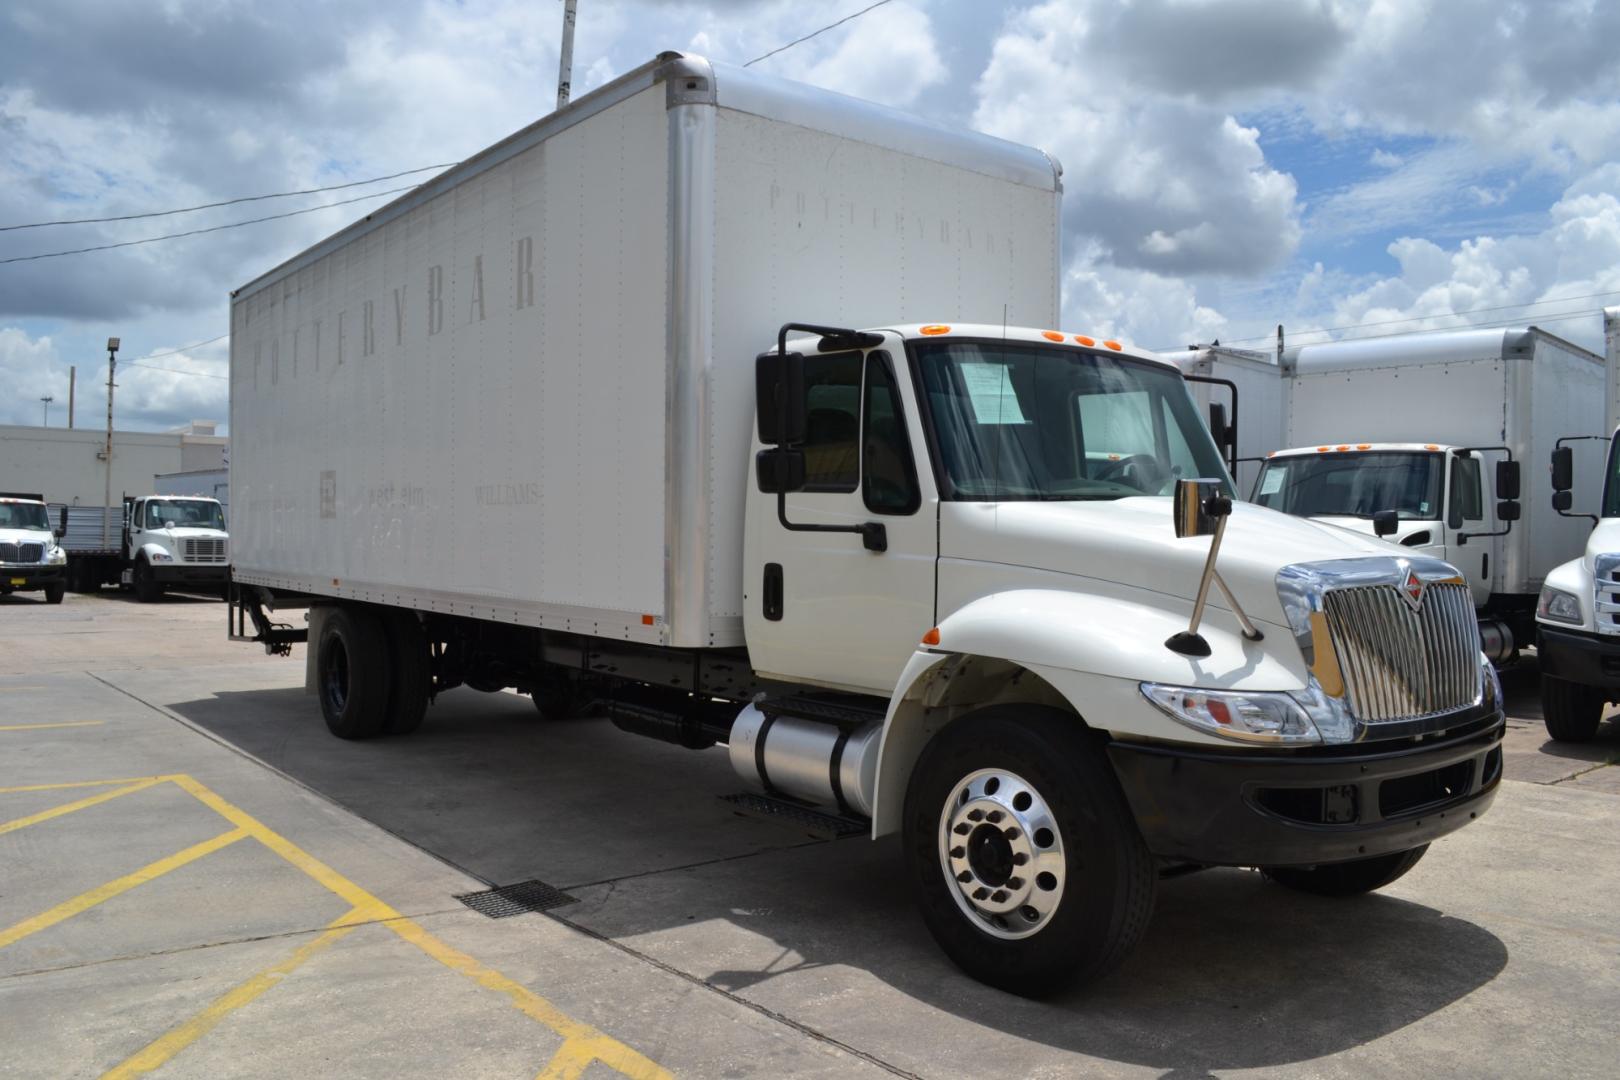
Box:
[744,339,938,694]
[1444,452,1494,607]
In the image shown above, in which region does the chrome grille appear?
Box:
[1322,582,1480,723]
[0,541,44,563]
[1593,554,1620,636]
[183,537,227,563]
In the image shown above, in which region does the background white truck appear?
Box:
[1180,329,1606,660]
[0,492,68,603]
[228,53,1504,995]
[57,494,229,600]
[1536,306,1620,739]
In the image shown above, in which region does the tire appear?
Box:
[1262,845,1428,897]
[903,706,1156,997]
[1541,675,1606,742]
[132,559,163,603]
[316,606,390,739]
[381,611,430,736]
[530,670,581,721]
[43,582,65,604]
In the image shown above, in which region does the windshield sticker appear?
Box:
[960,363,1027,424]
[1258,468,1286,496]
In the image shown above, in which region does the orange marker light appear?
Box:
[1074,335,1095,346]
[1042,330,1064,342]
[1104,340,1123,351]
[1317,446,1330,452]
[921,627,941,646]
[641,614,655,626]
[1336,445,1350,452]
[1357,443,1371,450]
[1425,444,1440,450]
[919,324,951,336]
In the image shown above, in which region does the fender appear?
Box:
[137,541,179,565]
[866,587,1307,837]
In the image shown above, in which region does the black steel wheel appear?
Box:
[1262,845,1429,897]
[43,582,65,604]
[381,611,430,736]
[903,705,1156,997]
[317,606,390,739]
[1541,675,1606,742]
[132,559,163,603]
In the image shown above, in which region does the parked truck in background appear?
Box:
[1183,329,1605,661]
[227,53,1504,995]
[57,494,229,600]
[1536,307,1620,740]
[0,493,67,603]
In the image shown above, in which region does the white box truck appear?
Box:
[56,494,229,600]
[1225,328,1606,661]
[0,492,68,603]
[228,53,1504,995]
[1536,307,1620,740]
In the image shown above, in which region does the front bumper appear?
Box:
[1107,707,1504,867]
[150,564,229,585]
[1537,625,1620,691]
[1,565,63,590]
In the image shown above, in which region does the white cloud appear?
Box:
[1370,148,1402,169]
[0,328,62,426]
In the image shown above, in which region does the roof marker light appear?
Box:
[1074,335,1095,346]
[1336,445,1350,452]
[919,324,951,336]
[1104,339,1123,351]
[922,627,941,646]
[1042,330,1064,342]
[1357,443,1371,450]
[1425,443,1440,450]
[1317,446,1330,452]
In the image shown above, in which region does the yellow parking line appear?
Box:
[101,910,365,1080]
[0,828,247,950]
[167,775,671,1080]
[0,777,163,837]
[0,720,105,732]
[0,775,172,795]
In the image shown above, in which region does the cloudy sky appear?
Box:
[2,0,1618,432]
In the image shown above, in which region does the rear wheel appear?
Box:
[43,582,65,604]
[1263,845,1428,897]
[903,706,1156,997]
[381,612,430,736]
[317,606,390,739]
[1541,675,1606,742]
[132,559,163,603]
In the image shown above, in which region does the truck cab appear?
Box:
[122,495,229,602]
[1537,428,1620,739]
[0,493,67,604]
[1252,443,1524,657]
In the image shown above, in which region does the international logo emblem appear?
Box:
[1401,569,1425,611]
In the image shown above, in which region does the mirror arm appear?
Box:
[1166,509,1261,657]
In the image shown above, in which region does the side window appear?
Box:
[1449,456,1483,527]
[801,352,862,492]
[862,354,921,514]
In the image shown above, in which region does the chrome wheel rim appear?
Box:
[938,767,1066,940]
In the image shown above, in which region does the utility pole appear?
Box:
[40,395,53,426]
[102,338,119,547]
[556,0,578,111]
[68,366,76,428]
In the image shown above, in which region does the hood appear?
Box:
[941,497,1407,628]
[146,526,228,540]
[1310,515,1440,547]
[1585,519,1620,569]
[0,526,53,545]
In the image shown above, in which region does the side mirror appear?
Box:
[1373,510,1398,538]
[1553,490,1573,512]
[1208,403,1233,451]
[1496,460,1521,500]
[1551,446,1573,493]
[1497,500,1522,522]
[756,352,806,446]
[755,448,806,494]
[1172,478,1229,539]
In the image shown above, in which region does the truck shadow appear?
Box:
[167,685,1509,1072]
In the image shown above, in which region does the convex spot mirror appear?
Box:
[1497,500,1522,522]
[1172,478,1230,538]
[1551,446,1573,493]
[1373,509,1399,538]
[755,448,806,494]
[1496,459,1521,500]
[1553,490,1574,512]
[755,351,806,446]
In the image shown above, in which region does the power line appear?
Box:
[0,184,416,266]
[745,0,896,67]
[121,361,228,380]
[140,334,230,360]
[0,164,457,232]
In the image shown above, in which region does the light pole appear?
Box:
[556,0,577,110]
[40,395,53,426]
[102,338,119,547]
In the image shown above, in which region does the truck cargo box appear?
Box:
[230,52,1060,648]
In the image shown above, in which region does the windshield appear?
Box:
[0,502,49,530]
[914,341,1231,501]
[1604,436,1620,518]
[1254,452,1442,520]
[144,499,226,530]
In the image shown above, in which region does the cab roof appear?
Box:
[1269,442,1455,459]
[784,323,1174,370]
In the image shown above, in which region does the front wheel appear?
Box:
[132,560,163,603]
[1262,845,1428,897]
[903,706,1156,997]
[43,582,65,604]
[1541,675,1606,742]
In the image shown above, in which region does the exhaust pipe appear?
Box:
[727,704,880,818]
[1478,618,1514,665]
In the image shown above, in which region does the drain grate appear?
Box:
[719,792,867,839]
[454,879,578,918]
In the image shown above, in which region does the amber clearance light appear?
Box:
[919,324,951,336]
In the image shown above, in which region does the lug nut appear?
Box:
[1003,827,1020,841]
[990,890,1007,903]
[1007,877,1023,890]
[953,822,970,835]
[957,870,972,883]
[1012,852,1028,865]
[967,809,984,822]
[972,887,989,901]
[986,810,1004,823]
[950,846,965,859]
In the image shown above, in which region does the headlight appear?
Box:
[149,551,175,564]
[47,546,66,565]
[1482,653,1502,713]
[1537,585,1582,625]
[1141,683,1322,745]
